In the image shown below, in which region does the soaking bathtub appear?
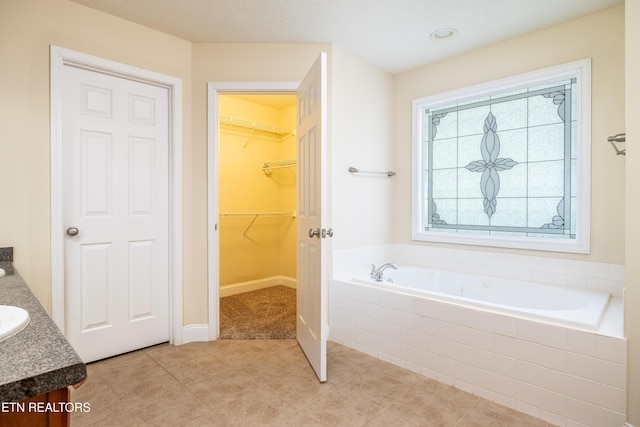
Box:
[352,266,611,330]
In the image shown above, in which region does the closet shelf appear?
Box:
[220,115,294,137]
[263,159,296,175]
[219,211,296,238]
[219,211,296,219]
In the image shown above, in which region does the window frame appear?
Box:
[411,59,591,253]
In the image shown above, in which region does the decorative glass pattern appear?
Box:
[423,78,577,238]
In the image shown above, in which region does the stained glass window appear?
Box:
[412,60,591,253]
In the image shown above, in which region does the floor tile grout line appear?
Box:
[453,394,481,427]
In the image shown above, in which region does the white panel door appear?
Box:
[62,65,170,363]
[296,53,328,382]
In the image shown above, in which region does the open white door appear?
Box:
[296,53,329,382]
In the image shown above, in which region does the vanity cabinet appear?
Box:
[0,388,70,427]
[0,261,86,427]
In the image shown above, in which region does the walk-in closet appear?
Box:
[217,94,297,339]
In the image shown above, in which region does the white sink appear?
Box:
[0,305,30,342]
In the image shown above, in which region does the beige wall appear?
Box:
[625,0,639,422]
[0,0,192,312]
[218,95,296,286]
[394,6,626,265]
[330,46,396,250]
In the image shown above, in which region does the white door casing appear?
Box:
[50,46,184,356]
[296,53,328,382]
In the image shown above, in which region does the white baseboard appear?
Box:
[624,423,635,427]
[220,275,296,297]
[181,324,209,344]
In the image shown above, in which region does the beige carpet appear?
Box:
[219,285,296,339]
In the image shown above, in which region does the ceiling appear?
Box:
[70,0,623,75]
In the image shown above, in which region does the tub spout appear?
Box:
[372,263,399,282]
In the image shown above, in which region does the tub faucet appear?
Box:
[371,263,399,281]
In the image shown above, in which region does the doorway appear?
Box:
[217,94,298,339]
[208,53,328,382]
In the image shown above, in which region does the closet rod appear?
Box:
[263,159,297,175]
[219,211,296,219]
[263,159,296,167]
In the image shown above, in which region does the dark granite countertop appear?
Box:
[0,263,87,401]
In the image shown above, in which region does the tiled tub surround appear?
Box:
[330,245,627,427]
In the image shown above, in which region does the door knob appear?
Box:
[66,227,79,237]
[308,228,320,238]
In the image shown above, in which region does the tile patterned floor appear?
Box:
[71,340,556,426]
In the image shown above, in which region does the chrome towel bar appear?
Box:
[348,166,396,177]
[608,133,626,156]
